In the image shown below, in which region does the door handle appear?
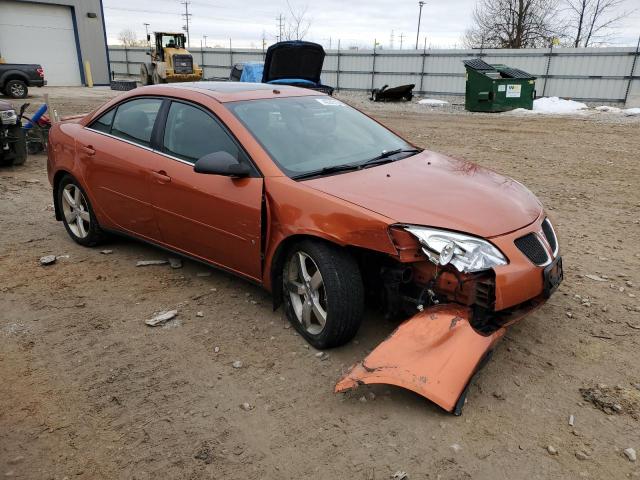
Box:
[80,144,95,156]
[151,170,171,183]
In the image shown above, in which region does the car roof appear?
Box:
[157,81,320,102]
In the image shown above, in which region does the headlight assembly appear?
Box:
[0,109,18,125]
[404,226,507,273]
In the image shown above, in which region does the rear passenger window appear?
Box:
[91,108,115,133]
[110,98,162,147]
[162,102,242,164]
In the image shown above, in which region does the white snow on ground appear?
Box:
[506,97,640,117]
[533,96,588,113]
[418,98,449,105]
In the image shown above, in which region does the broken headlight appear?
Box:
[404,226,507,273]
[0,109,18,125]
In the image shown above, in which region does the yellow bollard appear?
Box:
[84,60,93,88]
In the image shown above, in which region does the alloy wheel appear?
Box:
[10,83,26,97]
[61,184,91,239]
[286,251,328,335]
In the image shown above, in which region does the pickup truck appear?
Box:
[0,63,46,99]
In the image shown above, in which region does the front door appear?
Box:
[77,97,163,240]
[149,100,263,281]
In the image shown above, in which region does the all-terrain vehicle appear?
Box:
[0,99,26,166]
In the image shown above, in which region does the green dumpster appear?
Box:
[463,59,536,112]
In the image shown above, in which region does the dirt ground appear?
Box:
[1,86,639,479]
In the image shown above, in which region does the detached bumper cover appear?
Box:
[335,305,506,413]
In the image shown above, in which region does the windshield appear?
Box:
[161,35,184,48]
[226,96,413,178]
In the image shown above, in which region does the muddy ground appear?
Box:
[1,87,639,479]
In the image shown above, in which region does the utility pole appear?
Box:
[276,14,284,42]
[390,30,395,49]
[181,1,192,48]
[415,1,425,50]
[399,33,404,50]
[143,22,151,48]
[203,34,207,48]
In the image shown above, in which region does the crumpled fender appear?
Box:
[335,305,505,414]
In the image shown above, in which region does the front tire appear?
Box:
[282,240,364,349]
[57,175,105,246]
[140,64,152,85]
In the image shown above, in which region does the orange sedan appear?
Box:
[47,82,562,414]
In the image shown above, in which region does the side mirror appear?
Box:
[194,151,250,178]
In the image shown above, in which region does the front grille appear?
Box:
[515,233,549,266]
[541,218,557,254]
[173,54,193,74]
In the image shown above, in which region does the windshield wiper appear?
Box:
[360,147,423,166]
[291,148,423,181]
[291,163,363,180]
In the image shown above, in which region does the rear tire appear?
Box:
[282,240,364,349]
[5,80,28,99]
[57,175,106,246]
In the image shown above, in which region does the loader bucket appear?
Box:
[335,305,506,414]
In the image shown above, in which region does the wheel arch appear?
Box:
[0,71,29,88]
[268,233,370,311]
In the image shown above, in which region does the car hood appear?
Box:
[303,151,542,238]
[262,41,325,84]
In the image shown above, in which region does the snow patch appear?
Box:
[418,98,449,106]
[624,107,640,116]
[533,97,588,114]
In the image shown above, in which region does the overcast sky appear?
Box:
[102,0,640,49]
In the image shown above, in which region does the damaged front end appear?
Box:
[337,220,558,414]
[335,305,504,414]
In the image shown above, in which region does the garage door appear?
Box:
[0,1,82,86]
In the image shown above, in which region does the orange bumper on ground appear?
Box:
[335,305,506,414]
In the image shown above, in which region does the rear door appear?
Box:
[148,100,263,281]
[76,97,163,240]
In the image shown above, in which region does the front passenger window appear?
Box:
[111,98,162,147]
[163,102,242,164]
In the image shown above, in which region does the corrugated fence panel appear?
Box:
[108,46,639,104]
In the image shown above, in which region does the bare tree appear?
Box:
[118,29,140,47]
[282,1,311,41]
[563,0,632,47]
[464,0,562,48]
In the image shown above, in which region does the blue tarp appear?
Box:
[239,62,264,83]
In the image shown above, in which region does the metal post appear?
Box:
[415,1,425,50]
[541,42,553,98]
[623,35,640,106]
[419,37,427,93]
[124,45,129,77]
[200,39,204,70]
[336,39,341,91]
[229,38,233,70]
[371,40,377,92]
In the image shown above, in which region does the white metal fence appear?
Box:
[108,45,640,105]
